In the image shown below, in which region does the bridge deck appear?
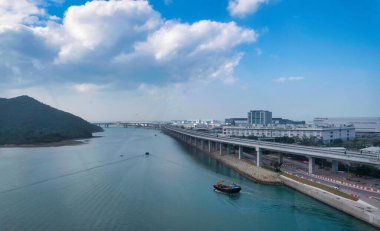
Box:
[164,126,380,165]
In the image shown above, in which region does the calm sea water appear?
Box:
[0,128,375,231]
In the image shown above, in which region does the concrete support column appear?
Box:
[279,153,283,164]
[256,147,262,167]
[201,140,204,150]
[308,157,315,174]
[332,160,339,173]
[208,140,211,152]
[219,143,222,155]
[227,145,230,155]
[238,146,242,160]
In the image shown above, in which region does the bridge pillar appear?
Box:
[219,143,222,155]
[227,144,230,155]
[238,146,242,160]
[256,147,262,167]
[331,160,339,173]
[308,157,315,174]
[279,153,283,164]
[208,140,211,152]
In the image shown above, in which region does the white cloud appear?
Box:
[273,76,305,83]
[0,0,257,91]
[135,20,255,60]
[56,0,162,63]
[228,0,268,18]
[0,0,48,30]
[71,83,106,93]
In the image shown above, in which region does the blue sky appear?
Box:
[1,0,379,121]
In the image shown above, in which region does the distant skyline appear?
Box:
[1,0,379,121]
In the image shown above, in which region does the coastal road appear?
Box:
[238,152,380,208]
[278,158,380,208]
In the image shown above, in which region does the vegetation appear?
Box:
[263,160,283,172]
[0,95,103,145]
[271,135,380,151]
[341,164,380,178]
[328,138,380,150]
[273,136,325,146]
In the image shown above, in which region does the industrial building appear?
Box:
[248,110,272,125]
[314,117,380,136]
[222,125,355,144]
[225,118,248,126]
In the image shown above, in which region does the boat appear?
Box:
[213,181,241,194]
[145,152,150,155]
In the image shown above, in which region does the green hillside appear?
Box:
[0,96,103,145]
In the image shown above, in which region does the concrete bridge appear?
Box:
[93,122,161,129]
[163,125,380,174]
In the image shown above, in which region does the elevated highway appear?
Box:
[93,121,160,129]
[163,125,380,174]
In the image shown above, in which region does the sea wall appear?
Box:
[281,175,380,229]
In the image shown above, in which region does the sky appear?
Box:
[0,0,379,121]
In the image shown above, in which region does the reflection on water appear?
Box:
[0,128,376,231]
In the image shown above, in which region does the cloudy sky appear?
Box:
[1,0,379,121]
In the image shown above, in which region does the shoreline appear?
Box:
[0,136,102,148]
[281,175,380,228]
[208,150,283,185]
[170,134,380,229]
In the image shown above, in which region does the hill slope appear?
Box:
[0,96,103,145]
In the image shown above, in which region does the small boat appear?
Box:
[145,152,150,155]
[213,181,241,194]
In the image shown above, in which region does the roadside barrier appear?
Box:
[296,170,380,194]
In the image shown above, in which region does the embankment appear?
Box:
[281,175,380,229]
[209,151,282,185]
[211,149,380,229]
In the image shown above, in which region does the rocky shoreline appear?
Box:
[209,151,283,185]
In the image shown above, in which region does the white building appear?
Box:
[313,117,380,135]
[222,125,355,144]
